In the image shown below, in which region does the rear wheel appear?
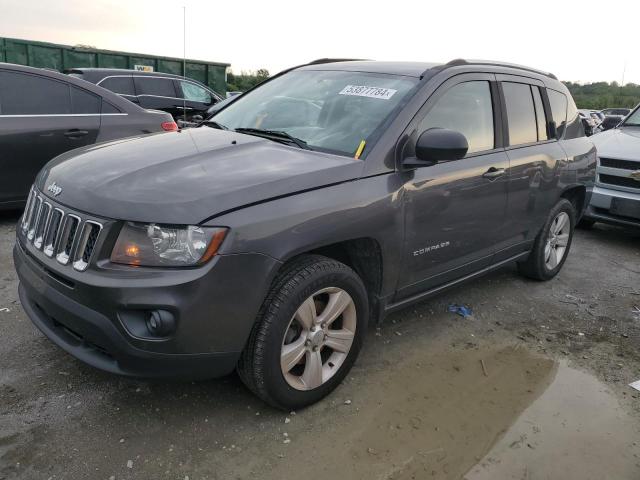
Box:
[518,199,576,281]
[238,255,368,410]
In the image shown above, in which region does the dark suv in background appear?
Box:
[67,68,223,122]
[15,59,595,410]
[0,63,176,209]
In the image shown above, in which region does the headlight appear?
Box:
[111,222,227,267]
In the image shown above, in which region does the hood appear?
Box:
[37,128,364,224]
[590,127,640,161]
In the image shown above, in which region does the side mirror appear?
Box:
[403,128,468,169]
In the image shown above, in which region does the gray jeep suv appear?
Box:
[14,59,595,409]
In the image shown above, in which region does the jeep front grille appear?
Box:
[21,187,103,272]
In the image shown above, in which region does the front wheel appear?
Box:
[237,255,368,410]
[518,199,576,281]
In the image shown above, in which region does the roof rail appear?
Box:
[445,58,558,80]
[307,58,367,65]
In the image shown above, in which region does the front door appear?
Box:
[396,76,509,299]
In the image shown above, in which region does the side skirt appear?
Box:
[381,251,530,317]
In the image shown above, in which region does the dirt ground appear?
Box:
[1,210,639,480]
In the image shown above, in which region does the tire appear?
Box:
[518,199,576,281]
[237,255,369,410]
[577,218,596,229]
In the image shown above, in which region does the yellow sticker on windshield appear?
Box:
[354,140,366,160]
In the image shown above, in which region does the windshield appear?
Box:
[212,70,419,157]
[622,108,640,126]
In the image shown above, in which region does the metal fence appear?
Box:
[0,37,229,95]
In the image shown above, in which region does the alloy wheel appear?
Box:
[280,287,357,391]
[544,211,570,270]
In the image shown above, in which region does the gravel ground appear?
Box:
[1,210,639,479]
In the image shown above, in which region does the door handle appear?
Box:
[174,105,194,110]
[482,167,506,179]
[64,129,89,138]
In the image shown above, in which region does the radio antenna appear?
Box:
[183,5,187,124]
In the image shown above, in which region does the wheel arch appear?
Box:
[560,185,587,218]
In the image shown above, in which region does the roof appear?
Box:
[298,59,558,80]
[66,68,186,79]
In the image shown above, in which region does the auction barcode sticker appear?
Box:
[339,85,397,100]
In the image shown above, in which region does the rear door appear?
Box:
[495,76,568,261]
[174,79,215,118]
[0,70,100,206]
[133,76,180,117]
[396,74,510,298]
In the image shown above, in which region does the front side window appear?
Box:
[547,89,567,139]
[503,82,537,146]
[0,71,71,115]
[419,81,494,154]
[213,70,418,157]
[622,107,640,126]
[180,81,212,103]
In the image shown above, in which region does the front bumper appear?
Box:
[14,239,280,379]
[584,185,640,228]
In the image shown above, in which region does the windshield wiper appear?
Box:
[201,120,228,130]
[234,127,311,150]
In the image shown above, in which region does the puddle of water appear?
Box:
[465,361,640,480]
[231,344,558,480]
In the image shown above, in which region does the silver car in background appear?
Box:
[583,104,640,228]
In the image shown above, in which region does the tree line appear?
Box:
[227,70,640,111]
[564,81,640,110]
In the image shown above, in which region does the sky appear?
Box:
[1,0,638,84]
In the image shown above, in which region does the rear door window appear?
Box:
[502,82,537,146]
[531,87,548,141]
[100,76,135,96]
[0,70,71,115]
[134,77,177,98]
[547,89,568,139]
[419,80,495,154]
[71,87,101,114]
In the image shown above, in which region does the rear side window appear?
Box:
[0,71,71,115]
[101,100,122,114]
[564,97,585,139]
[531,87,548,141]
[100,76,135,96]
[419,81,494,154]
[134,77,177,97]
[547,89,567,139]
[502,82,537,146]
[71,87,101,114]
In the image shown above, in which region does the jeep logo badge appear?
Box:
[47,182,62,196]
[630,170,640,182]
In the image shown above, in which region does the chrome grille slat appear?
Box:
[21,186,104,272]
[21,188,36,232]
[56,215,80,265]
[27,196,43,241]
[33,202,52,249]
[72,222,102,271]
[44,208,64,257]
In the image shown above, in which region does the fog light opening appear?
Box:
[146,310,176,337]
